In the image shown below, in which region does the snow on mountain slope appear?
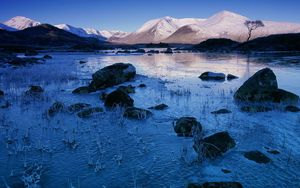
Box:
[99,30,129,39]
[111,16,205,44]
[164,10,300,44]
[55,24,91,37]
[4,16,41,30]
[0,23,17,31]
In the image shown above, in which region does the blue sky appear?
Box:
[0,0,300,31]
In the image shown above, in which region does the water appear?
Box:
[0,52,299,188]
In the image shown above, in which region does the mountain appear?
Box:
[100,30,129,39]
[0,23,17,31]
[110,16,204,44]
[164,11,300,44]
[0,24,104,49]
[4,16,41,30]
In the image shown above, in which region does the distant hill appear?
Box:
[191,33,300,52]
[238,33,300,51]
[0,24,106,50]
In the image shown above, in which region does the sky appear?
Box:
[0,0,300,32]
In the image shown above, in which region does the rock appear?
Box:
[174,117,202,137]
[267,149,280,155]
[89,63,136,91]
[199,72,226,81]
[244,150,271,164]
[123,107,152,120]
[285,105,300,112]
[79,60,87,64]
[104,89,134,108]
[234,68,299,103]
[8,57,43,66]
[227,74,238,80]
[72,86,91,94]
[135,49,146,53]
[149,103,168,110]
[48,102,64,117]
[187,182,243,188]
[0,101,11,109]
[117,85,135,94]
[164,47,173,54]
[43,55,52,59]
[24,50,38,56]
[147,50,159,54]
[240,105,272,113]
[211,109,232,114]
[138,83,146,88]
[221,169,232,174]
[194,131,236,159]
[25,85,44,95]
[68,103,91,113]
[0,90,4,97]
[77,107,103,118]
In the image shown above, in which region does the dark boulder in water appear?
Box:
[194,131,236,159]
[244,150,271,164]
[89,63,136,91]
[68,103,91,113]
[117,85,135,94]
[123,107,152,120]
[149,103,168,110]
[26,85,44,95]
[227,74,238,80]
[104,89,134,108]
[72,86,91,94]
[285,105,300,112]
[234,68,299,104]
[211,108,232,114]
[199,72,226,81]
[77,107,103,118]
[47,101,64,117]
[79,60,87,64]
[174,117,202,137]
[0,90,4,97]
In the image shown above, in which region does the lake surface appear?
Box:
[0,52,300,188]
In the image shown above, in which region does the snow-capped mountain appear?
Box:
[0,23,17,31]
[112,10,300,44]
[99,30,129,39]
[4,16,41,30]
[55,24,91,37]
[110,16,204,44]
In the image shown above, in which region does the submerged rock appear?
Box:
[43,55,52,59]
[138,83,146,88]
[123,107,152,120]
[48,102,64,117]
[227,74,239,80]
[25,85,44,95]
[77,107,103,118]
[234,68,299,103]
[285,105,300,112]
[267,149,280,155]
[211,108,232,114]
[68,103,91,113]
[240,105,272,113]
[149,103,168,110]
[72,86,91,94]
[174,117,202,137]
[244,150,271,164]
[79,60,87,64]
[89,63,136,91]
[0,90,4,97]
[194,131,236,159]
[188,182,243,188]
[199,72,226,81]
[104,89,134,108]
[117,85,135,94]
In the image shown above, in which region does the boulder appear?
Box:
[117,85,135,94]
[138,83,146,88]
[89,63,136,91]
[25,85,44,95]
[104,89,134,108]
[164,48,173,54]
[123,107,152,120]
[211,109,232,114]
[234,68,299,103]
[267,149,280,155]
[43,55,52,59]
[244,150,271,164]
[227,74,238,80]
[188,182,243,188]
[68,103,91,113]
[174,117,202,137]
[285,105,300,112]
[194,131,236,159]
[72,86,91,94]
[149,103,168,110]
[79,60,87,64]
[0,90,4,97]
[48,102,64,117]
[77,107,103,118]
[199,72,226,81]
